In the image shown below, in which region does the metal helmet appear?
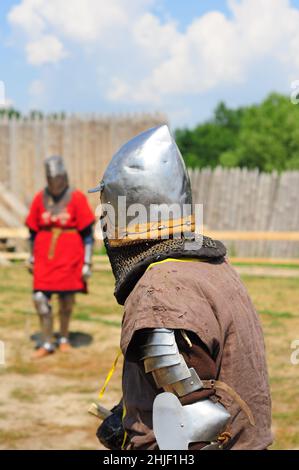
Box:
[45,155,68,197]
[89,125,193,244]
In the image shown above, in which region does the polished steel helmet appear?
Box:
[45,155,68,197]
[89,125,193,244]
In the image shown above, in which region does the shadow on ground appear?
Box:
[30,331,93,349]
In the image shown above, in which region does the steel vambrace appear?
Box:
[140,328,230,450]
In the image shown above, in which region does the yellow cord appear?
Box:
[97,350,128,450]
[98,349,122,399]
[121,403,128,450]
[146,257,203,272]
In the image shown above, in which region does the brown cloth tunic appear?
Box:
[121,259,272,450]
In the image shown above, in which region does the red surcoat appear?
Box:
[26,189,95,293]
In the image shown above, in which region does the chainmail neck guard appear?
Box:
[105,236,227,305]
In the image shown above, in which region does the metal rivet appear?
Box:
[190,381,194,385]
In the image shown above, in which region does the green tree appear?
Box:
[175,102,244,168]
[176,93,299,172]
[0,107,22,119]
[221,93,299,171]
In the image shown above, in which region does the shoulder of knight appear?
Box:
[72,188,94,205]
[123,258,234,325]
[71,188,85,200]
[124,260,200,308]
[31,190,44,205]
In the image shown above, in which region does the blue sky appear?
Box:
[1,0,299,127]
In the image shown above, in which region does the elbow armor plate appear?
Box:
[140,328,231,450]
[153,392,230,450]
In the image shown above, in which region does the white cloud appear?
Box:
[114,0,299,103]
[133,13,179,61]
[7,0,299,119]
[8,0,45,37]
[8,0,155,64]
[34,1,128,43]
[26,35,66,65]
[8,0,155,42]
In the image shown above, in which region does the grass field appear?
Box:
[0,265,298,450]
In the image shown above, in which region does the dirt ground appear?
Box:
[0,265,299,450]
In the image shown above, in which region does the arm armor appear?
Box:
[27,229,36,272]
[83,242,93,266]
[80,224,94,280]
[140,328,230,450]
[79,223,94,265]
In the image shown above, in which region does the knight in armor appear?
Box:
[90,125,272,450]
[26,155,95,359]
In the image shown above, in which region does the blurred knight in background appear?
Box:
[90,125,272,450]
[26,155,95,359]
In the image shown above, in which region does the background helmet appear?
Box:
[45,155,68,197]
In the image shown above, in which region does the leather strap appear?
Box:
[202,379,255,427]
[109,214,195,246]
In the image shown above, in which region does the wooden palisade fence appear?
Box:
[189,168,299,258]
[0,115,299,258]
[0,113,167,206]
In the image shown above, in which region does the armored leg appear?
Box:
[58,293,75,339]
[33,291,53,346]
